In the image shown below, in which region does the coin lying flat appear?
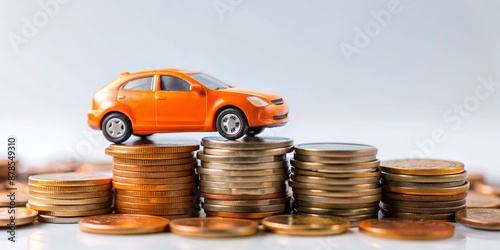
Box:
[204,198,287,207]
[169,218,259,238]
[28,196,110,205]
[113,163,197,172]
[29,190,112,199]
[197,153,286,164]
[200,186,286,195]
[382,198,466,208]
[358,218,455,240]
[455,208,500,230]
[28,183,111,193]
[380,202,466,214]
[289,181,379,192]
[200,174,288,183]
[107,141,199,154]
[292,187,381,198]
[293,168,380,178]
[112,175,196,185]
[200,161,287,171]
[0,207,38,227]
[113,157,196,166]
[290,159,380,172]
[38,214,84,224]
[27,201,112,211]
[79,214,169,234]
[203,147,293,157]
[115,189,195,198]
[262,214,349,236]
[380,159,465,176]
[380,209,455,221]
[201,137,294,150]
[112,181,197,191]
[200,180,284,189]
[115,207,199,216]
[28,173,112,187]
[291,175,380,185]
[116,195,195,204]
[382,191,468,202]
[294,143,377,157]
[38,208,113,217]
[203,203,286,213]
[105,150,193,160]
[466,191,500,208]
[475,182,500,196]
[198,167,288,177]
[294,206,379,217]
[294,154,377,164]
[200,192,286,200]
[381,171,467,183]
[112,169,194,178]
[381,181,470,195]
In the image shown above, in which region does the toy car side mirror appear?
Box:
[191,84,206,95]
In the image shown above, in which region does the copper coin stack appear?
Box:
[27,173,113,223]
[198,136,294,221]
[380,159,469,221]
[105,141,200,220]
[290,143,381,226]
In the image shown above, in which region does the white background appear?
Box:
[0,1,499,178]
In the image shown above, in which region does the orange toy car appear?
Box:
[87,69,289,143]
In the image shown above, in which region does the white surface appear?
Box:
[1,221,500,250]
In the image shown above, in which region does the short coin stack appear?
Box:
[198,136,293,220]
[105,141,200,220]
[380,159,469,221]
[27,173,113,223]
[290,143,381,226]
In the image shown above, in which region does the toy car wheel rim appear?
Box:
[105,118,127,138]
[221,114,242,135]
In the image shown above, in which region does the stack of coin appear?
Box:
[380,159,469,221]
[105,141,200,220]
[198,136,293,220]
[290,143,381,226]
[27,173,113,223]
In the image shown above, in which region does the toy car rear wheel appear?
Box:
[101,113,132,144]
[216,108,248,140]
[246,127,264,136]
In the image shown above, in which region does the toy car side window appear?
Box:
[161,76,191,92]
[122,77,153,91]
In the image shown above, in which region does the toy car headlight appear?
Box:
[247,96,269,107]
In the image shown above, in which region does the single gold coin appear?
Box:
[200,186,287,195]
[0,207,38,227]
[113,157,196,166]
[113,162,197,172]
[200,180,284,189]
[112,169,194,178]
[112,175,196,185]
[262,214,349,236]
[381,179,466,188]
[203,147,293,157]
[29,183,111,193]
[201,136,294,150]
[116,200,195,209]
[294,154,376,164]
[198,167,288,177]
[382,182,470,195]
[112,181,197,191]
[358,218,455,240]
[289,181,379,192]
[28,196,111,205]
[115,207,199,216]
[29,190,112,199]
[294,143,377,157]
[204,198,286,207]
[0,191,29,206]
[115,189,195,197]
[466,191,500,208]
[455,208,500,230]
[291,175,379,185]
[382,191,468,202]
[475,182,500,196]
[294,194,381,205]
[39,208,112,217]
[107,141,199,154]
[381,171,467,183]
[380,209,455,221]
[294,206,379,217]
[380,159,465,176]
[198,153,286,164]
[292,168,380,178]
[204,210,285,219]
[292,187,381,198]
[105,149,193,160]
[200,161,287,171]
[294,200,379,209]
[200,192,286,200]
[202,203,286,213]
[27,201,112,211]
[380,202,465,214]
[38,214,84,224]
[116,194,196,204]
[200,174,288,183]
[290,159,380,172]
[169,217,259,238]
[79,214,170,234]
[382,198,466,208]
[28,172,112,187]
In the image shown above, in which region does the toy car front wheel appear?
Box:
[101,113,132,144]
[246,127,264,136]
[216,108,248,140]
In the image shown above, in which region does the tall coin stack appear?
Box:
[380,159,469,221]
[105,142,200,220]
[290,143,381,226]
[27,173,113,223]
[198,136,294,221]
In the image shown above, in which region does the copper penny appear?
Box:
[380,159,464,176]
[79,214,170,234]
[200,192,286,200]
[169,217,259,238]
[358,218,455,240]
[466,191,500,208]
[455,208,500,230]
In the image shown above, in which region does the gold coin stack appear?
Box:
[380,159,469,221]
[198,136,294,220]
[290,143,381,226]
[105,142,200,220]
[27,173,113,223]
